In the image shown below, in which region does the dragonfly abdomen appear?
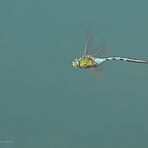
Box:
[104,57,148,64]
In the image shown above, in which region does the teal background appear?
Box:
[0,0,148,147]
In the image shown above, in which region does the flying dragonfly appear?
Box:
[72,39,148,69]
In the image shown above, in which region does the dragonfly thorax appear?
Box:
[72,55,97,68]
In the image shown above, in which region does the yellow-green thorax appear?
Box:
[78,56,97,68]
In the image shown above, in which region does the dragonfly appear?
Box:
[72,40,148,69]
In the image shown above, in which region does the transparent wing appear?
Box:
[91,64,105,78]
[92,44,108,58]
[84,40,89,57]
[83,30,93,57]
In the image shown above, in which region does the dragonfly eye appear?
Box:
[72,59,79,68]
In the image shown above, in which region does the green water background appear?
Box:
[0,0,148,147]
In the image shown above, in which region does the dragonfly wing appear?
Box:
[92,47,102,57]
[91,64,105,78]
[83,30,94,57]
[84,40,89,57]
[93,44,108,58]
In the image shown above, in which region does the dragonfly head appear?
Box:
[72,58,79,68]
